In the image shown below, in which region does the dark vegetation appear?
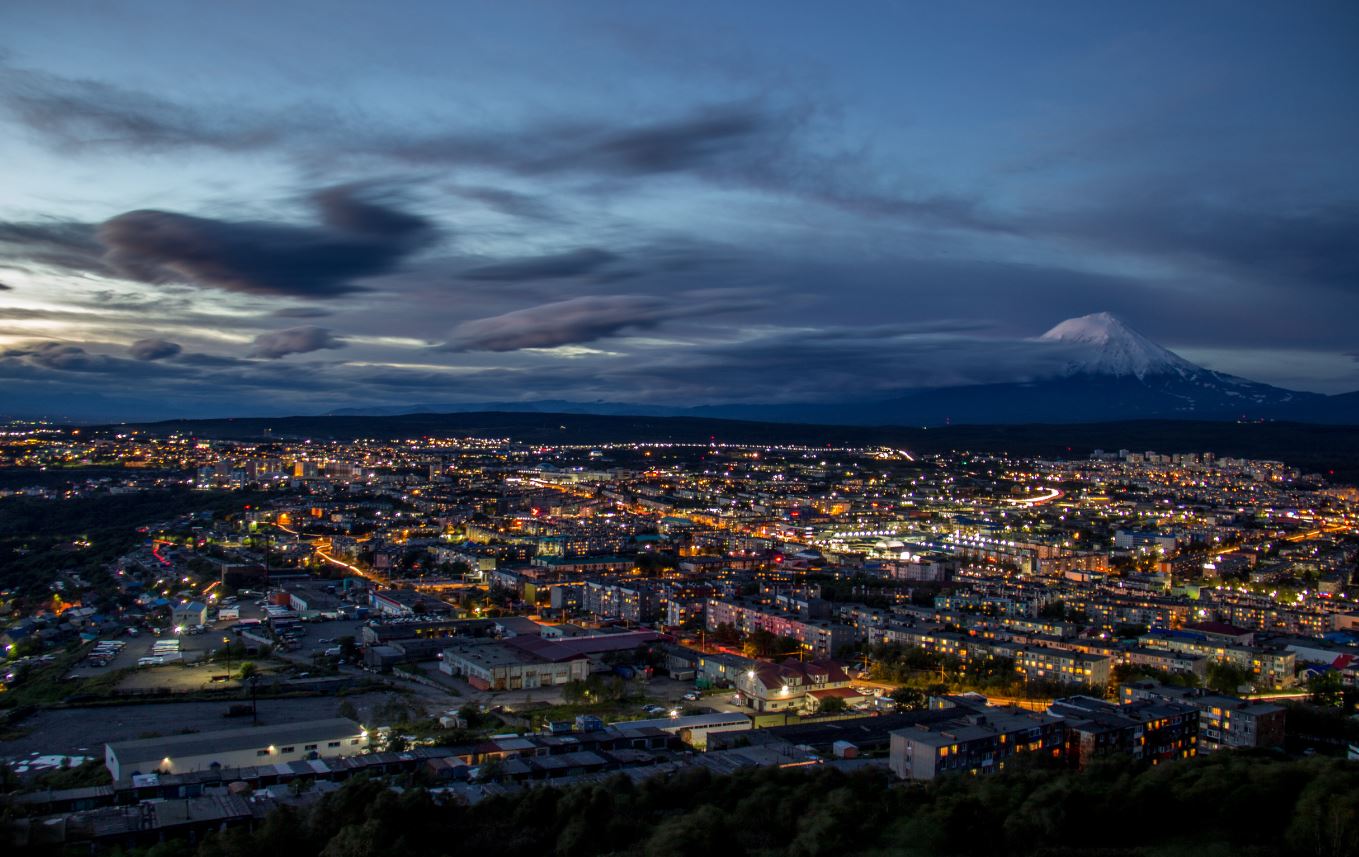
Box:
[74,753,1359,857]
[0,488,266,601]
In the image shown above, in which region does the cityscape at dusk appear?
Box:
[1,3,1357,856]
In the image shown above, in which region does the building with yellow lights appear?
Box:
[104,718,369,781]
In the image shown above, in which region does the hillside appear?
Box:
[101,412,1359,483]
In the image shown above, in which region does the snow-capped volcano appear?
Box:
[1039,312,1199,379]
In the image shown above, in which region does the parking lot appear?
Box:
[66,596,370,679]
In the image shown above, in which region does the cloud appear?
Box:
[96,184,435,298]
[1039,193,1359,296]
[4,341,126,373]
[0,281,10,290]
[579,327,1094,403]
[448,184,559,221]
[2,64,996,234]
[459,248,618,282]
[527,105,776,176]
[273,306,334,319]
[249,326,346,358]
[128,338,182,360]
[445,291,766,351]
[0,64,297,152]
[0,219,108,275]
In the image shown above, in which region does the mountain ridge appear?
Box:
[322,313,1358,425]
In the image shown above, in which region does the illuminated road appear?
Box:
[151,539,173,567]
[1011,487,1064,507]
[271,520,390,586]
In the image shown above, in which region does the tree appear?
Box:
[237,661,259,680]
[744,628,778,657]
[712,622,741,646]
[1205,661,1253,694]
[891,686,927,712]
[1307,670,1345,708]
[818,696,848,714]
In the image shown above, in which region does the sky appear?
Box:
[0,1,1356,420]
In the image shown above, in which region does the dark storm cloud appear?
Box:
[459,248,618,282]
[248,325,346,358]
[444,291,767,352]
[97,185,435,298]
[128,338,182,360]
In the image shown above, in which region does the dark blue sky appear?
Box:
[1,1,1356,419]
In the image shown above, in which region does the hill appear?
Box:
[104,412,1359,483]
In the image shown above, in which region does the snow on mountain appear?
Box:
[1039,312,1200,379]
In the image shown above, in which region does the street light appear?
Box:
[222,636,232,675]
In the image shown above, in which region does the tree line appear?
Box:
[79,751,1359,857]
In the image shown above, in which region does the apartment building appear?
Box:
[889,708,1066,780]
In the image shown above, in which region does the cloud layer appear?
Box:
[0,4,1356,419]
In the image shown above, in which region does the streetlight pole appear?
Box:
[223,637,232,676]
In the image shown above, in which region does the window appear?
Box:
[304,744,318,751]
[281,746,295,753]
[257,749,271,757]
[328,741,341,748]
[350,739,360,745]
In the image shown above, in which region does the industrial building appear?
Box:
[104,719,369,782]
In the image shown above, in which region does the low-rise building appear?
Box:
[104,718,368,782]
[438,639,590,690]
[734,658,852,713]
[170,602,207,629]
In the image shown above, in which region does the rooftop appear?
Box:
[106,718,365,766]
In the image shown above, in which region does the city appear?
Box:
[2,2,1358,855]
[2,420,1357,851]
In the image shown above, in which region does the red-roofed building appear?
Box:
[734,658,853,713]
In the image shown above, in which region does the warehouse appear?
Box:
[104,718,369,781]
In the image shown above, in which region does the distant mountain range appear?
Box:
[328,313,1359,425]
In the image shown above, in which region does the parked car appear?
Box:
[682,691,701,701]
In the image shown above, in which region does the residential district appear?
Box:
[2,425,1358,850]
